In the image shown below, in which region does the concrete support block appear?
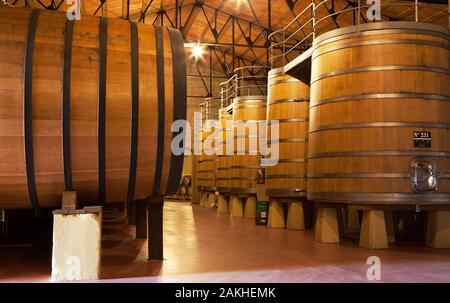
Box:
[426,211,450,248]
[51,207,102,281]
[359,210,388,249]
[287,202,305,230]
[244,196,256,219]
[199,192,206,207]
[217,194,229,213]
[230,195,243,218]
[314,208,340,243]
[268,200,285,229]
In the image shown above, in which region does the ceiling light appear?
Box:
[192,44,204,60]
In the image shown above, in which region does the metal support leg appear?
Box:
[127,202,136,225]
[135,200,147,239]
[147,195,164,260]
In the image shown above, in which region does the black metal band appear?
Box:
[166,28,187,195]
[63,19,74,191]
[266,188,307,197]
[307,192,450,205]
[98,17,107,204]
[127,22,139,202]
[229,188,257,194]
[202,186,217,192]
[24,10,40,212]
[152,26,165,196]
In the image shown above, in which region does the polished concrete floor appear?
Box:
[0,201,449,282]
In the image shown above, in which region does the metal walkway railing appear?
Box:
[220,66,270,111]
[269,1,450,69]
[200,97,221,123]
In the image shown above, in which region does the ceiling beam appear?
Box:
[122,0,130,19]
[181,0,204,39]
[245,0,269,42]
[405,0,447,3]
[282,0,311,44]
[139,0,155,22]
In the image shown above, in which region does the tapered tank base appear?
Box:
[244,196,256,219]
[217,194,229,213]
[207,192,216,209]
[230,195,244,218]
[426,211,450,248]
[268,200,285,229]
[200,192,208,207]
[198,192,203,207]
[287,202,305,230]
[315,208,340,243]
[359,210,388,249]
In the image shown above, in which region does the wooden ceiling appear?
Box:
[10,0,449,74]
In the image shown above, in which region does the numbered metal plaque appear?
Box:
[413,131,431,148]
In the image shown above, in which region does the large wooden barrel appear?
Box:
[0,8,187,210]
[216,108,232,193]
[308,22,450,205]
[230,96,267,194]
[266,68,310,198]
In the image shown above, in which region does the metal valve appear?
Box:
[256,168,265,184]
[410,157,438,193]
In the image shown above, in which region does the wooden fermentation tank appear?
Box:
[0,8,187,209]
[266,68,310,198]
[216,108,232,193]
[229,96,267,194]
[308,22,450,205]
[197,120,218,192]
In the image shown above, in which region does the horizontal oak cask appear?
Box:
[0,8,186,209]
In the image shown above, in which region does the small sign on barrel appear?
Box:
[413,131,432,148]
